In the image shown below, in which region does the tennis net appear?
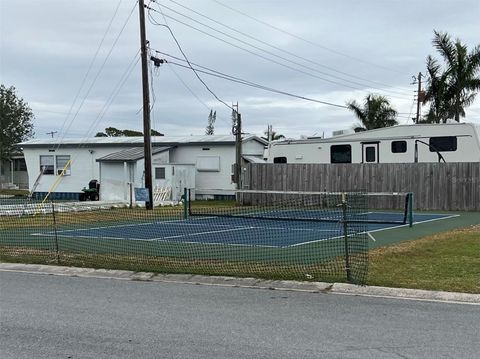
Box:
[188,190,413,226]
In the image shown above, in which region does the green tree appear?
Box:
[0,85,34,160]
[423,31,480,122]
[122,129,143,137]
[421,55,450,123]
[104,127,124,137]
[94,131,108,137]
[346,94,398,131]
[261,128,285,141]
[151,129,164,136]
[205,109,216,135]
[95,127,164,137]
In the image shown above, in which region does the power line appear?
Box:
[156,0,412,96]
[147,6,411,100]
[81,50,141,141]
[54,0,125,149]
[211,0,408,76]
[147,6,233,111]
[55,0,138,149]
[154,52,348,109]
[166,64,232,127]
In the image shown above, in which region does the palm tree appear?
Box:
[422,55,450,123]
[346,94,398,131]
[424,31,480,122]
[262,129,285,141]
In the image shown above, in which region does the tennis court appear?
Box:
[2,190,468,285]
[35,211,454,248]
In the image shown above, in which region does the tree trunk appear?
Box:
[455,94,460,122]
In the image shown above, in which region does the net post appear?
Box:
[408,192,414,227]
[341,192,352,283]
[187,188,192,217]
[183,187,188,220]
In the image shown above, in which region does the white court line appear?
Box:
[287,213,461,247]
[52,216,231,234]
[45,219,339,237]
[160,226,247,240]
[54,221,158,233]
[32,221,338,248]
[37,232,279,248]
[412,214,460,224]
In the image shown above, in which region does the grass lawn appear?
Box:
[368,225,480,293]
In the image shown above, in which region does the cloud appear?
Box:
[1,0,479,141]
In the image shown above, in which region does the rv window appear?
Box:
[391,141,407,153]
[365,147,376,162]
[330,145,352,163]
[155,167,166,179]
[56,155,71,176]
[273,157,287,163]
[429,136,457,152]
[39,155,54,175]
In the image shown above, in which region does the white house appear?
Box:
[17,135,267,201]
[265,123,480,164]
[96,147,196,203]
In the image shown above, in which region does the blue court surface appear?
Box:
[38,212,457,248]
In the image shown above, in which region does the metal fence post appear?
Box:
[341,193,352,282]
[183,187,188,220]
[51,201,60,264]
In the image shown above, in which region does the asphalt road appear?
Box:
[1,271,479,359]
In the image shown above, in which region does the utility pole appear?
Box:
[138,0,153,210]
[232,103,242,190]
[415,72,423,124]
[46,131,57,138]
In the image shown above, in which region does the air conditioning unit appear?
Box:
[332,129,354,137]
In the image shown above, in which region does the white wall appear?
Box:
[243,139,266,156]
[170,144,236,195]
[99,162,134,202]
[152,150,170,165]
[22,147,117,194]
[153,164,195,201]
[21,139,266,197]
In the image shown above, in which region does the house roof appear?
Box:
[96,147,172,162]
[17,134,267,148]
[242,155,266,163]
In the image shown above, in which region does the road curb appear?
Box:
[1,262,479,304]
[330,283,480,304]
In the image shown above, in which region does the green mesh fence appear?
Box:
[0,190,414,285]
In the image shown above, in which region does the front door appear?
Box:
[362,143,379,163]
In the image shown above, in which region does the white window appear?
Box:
[196,156,220,172]
[56,155,71,175]
[40,155,54,175]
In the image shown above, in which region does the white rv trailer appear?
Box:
[265,123,480,164]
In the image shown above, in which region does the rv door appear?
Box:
[362,142,380,163]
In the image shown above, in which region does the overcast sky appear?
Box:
[1,0,479,140]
